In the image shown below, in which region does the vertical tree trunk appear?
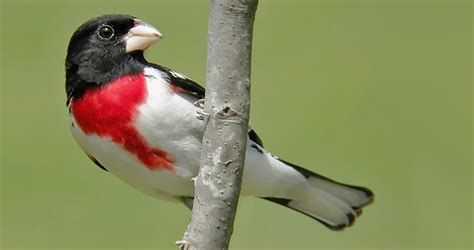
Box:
[177,0,258,249]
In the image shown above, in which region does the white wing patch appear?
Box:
[169,70,190,80]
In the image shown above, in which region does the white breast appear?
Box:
[135,67,204,178]
[70,67,203,200]
[70,67,305,201]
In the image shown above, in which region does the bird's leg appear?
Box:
[193,99,204,109]
[194,99,208,120]
[196,110,208,120]
[176,240,190,250]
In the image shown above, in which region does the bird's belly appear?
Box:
[69,66,301,200]
[70,120,195,200]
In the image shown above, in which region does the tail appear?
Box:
[263,159,374,230]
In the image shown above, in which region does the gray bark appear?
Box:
[177,0,258,249]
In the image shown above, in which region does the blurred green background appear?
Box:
[0,0,471,249]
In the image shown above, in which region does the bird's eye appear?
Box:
[97,25,114,40]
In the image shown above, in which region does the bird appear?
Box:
[65,14,374,230]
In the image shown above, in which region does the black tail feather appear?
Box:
[263,159,374,230]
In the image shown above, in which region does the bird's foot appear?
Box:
[176,240,190,250]
[194,99,208,120]
[193,99,204,109]
[196,110,209,120]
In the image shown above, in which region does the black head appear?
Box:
[65,14,162,105]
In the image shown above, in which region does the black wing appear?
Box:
[87,155,108,172]
[150,63,264,147]
[149,63,205,99]
[248,128,263,147]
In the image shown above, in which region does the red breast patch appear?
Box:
[70,73,174,171]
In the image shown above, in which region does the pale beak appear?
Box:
[124,19,162,53]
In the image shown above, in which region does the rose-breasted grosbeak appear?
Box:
[65,14,374,230]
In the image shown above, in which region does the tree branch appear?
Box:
[177,0,258,249]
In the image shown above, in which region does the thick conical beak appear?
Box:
[124,19,162,53]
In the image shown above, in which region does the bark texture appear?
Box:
[178,0,258,249]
